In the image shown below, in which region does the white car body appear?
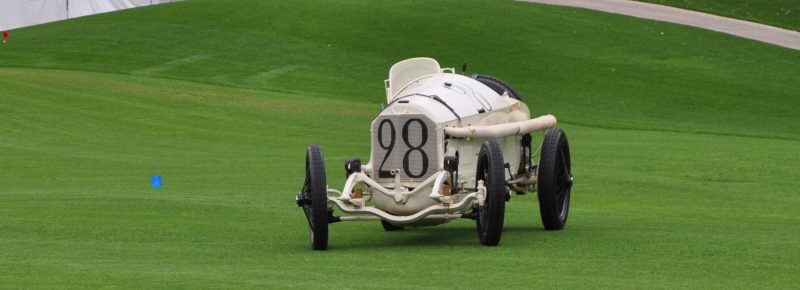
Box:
[298,57,573,249]
[330,58,554,224]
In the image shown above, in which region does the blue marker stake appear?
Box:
[151,175,162,189]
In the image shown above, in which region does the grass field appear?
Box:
[1,0,799,288]
[637,0,800,31]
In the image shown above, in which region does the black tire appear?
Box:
[537,128,572,230]
[475,139,507,246]
[302,144,329,250]
[380,220,404,231]
[472,74,522,101]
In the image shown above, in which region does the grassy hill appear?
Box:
[638,0,800,31]
[1,0,798,288]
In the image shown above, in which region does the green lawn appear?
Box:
[638,0,800,31]
[1,0,799,288]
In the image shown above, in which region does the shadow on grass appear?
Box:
[327,224,549,251]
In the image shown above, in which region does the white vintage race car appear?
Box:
[296,58,573,250]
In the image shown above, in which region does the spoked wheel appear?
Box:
[537,128,573,230]
[380,220,404,231]
[301,144,329,250]
[475,139,507,246]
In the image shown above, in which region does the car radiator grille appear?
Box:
[371,114,438,182]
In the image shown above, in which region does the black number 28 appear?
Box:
[377,118,429,178]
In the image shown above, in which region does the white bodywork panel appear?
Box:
[389,72,512,124]
[373,69,533,186]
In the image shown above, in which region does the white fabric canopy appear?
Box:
[68,0,152,18]
[1,0,179,31]
[0,0,68,31]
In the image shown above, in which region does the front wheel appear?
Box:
[475,139,507,246]
[537,128,573,230]
[302,144,329,250]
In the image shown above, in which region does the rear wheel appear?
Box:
[302,144,329,250]
[475,139,507,246]
[472,74,522,101]
[537,129,572,230]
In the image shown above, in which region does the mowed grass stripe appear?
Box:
[636,0,800,31]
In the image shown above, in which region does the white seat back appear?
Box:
[385,57,441,102]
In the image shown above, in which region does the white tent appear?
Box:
[1,0,179,31]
